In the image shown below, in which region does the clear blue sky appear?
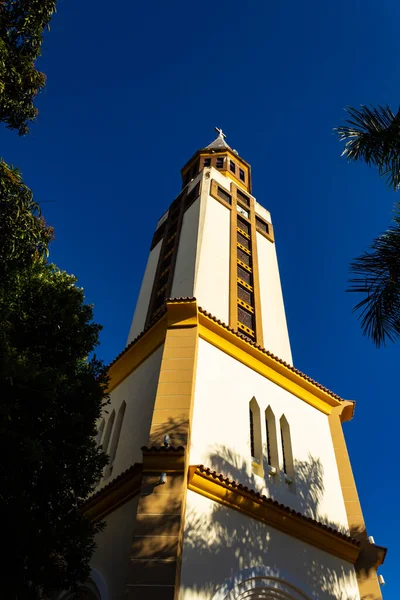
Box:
[2,0,398,594]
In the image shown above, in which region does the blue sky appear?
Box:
[2,0,399,594]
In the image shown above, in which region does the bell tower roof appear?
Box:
[205,127,232,151]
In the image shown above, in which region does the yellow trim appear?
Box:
[229,181,238,331]
[256,222,275,244]
[328,403,386,597]
[249,192,264,346]
[108,314,167,392]
[188,466,360,564]
[209,179,233,210]
[237,242,251,256]
[237,298,255,314]
[108,301,343,415]
[237,258,252,273]
[237,322,255,337]
[223,170,250,192]
[142,450,186,473]
[163,248,174,261]
[166,299,198,328]
[160,266,170,278]
[237,277,253,292]
[212,149,250,192]
[237,226,251,240]
[198,311,341,414]
[156,284,167,296]
[83,465,142,522]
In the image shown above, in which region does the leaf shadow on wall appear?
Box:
[181,445,365,600]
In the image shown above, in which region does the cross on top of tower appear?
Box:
[206,127,231,151]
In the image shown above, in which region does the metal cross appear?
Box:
[215,127,226,139]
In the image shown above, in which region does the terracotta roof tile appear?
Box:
[166,296,196,302]
[141,445,185,454]
[107,298,345,403]
[82,462,142,509]
[197,465,359,546]
[197,306,344,402]
[107,298,196,369]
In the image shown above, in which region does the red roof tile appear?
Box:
[196,465,359,546]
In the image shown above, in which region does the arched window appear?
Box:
[249,398,262,476]
[280,415,295,484]
[265,406,279,474]
[96,419,105,447]
[104,401,126,479]
[101,410,115,454]
[249,406,255,458]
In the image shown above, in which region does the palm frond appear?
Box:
[335,104,400,189]
[348,203,400,346]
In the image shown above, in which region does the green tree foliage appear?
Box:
[347,206,400,348]
[335,104,400,190]
[0,159,53,274]
[335,105,400,346]
[0,166,109,598]
[0,0,57,135]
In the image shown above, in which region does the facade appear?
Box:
[80,131,386,600]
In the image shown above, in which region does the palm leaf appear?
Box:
[335,105,400,189]
[348,204,400,346]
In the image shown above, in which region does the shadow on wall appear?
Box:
[148,415,190,446]
[209,446,347,531]
[182,446,366,600]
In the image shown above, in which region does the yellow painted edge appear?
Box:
[188,467,360,564]
[108,302,342,415]
[249,191,264,347]
[167,300,198,328]
[142,453,186,473]
[108,314,168,392]
[198,312,341,414]
[229,181,238,331]
[83,467,142,522]
[108,301,197,393]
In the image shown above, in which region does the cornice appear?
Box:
[188,465,360,564]
[82,463,142,522]
[107,299,348,416]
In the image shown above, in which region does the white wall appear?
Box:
[254,200,272,224]
[257,231,292,364]
[209,166,234,190]
[127,240,162,344]
[91,496,139,600]
[99,345,164,485]
[194,180,231,324]
[171,198,201,298]
[189,339,349,531]
[179,491,360,600]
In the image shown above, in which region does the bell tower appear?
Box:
[128,127,292,364]
[82,130,386,600]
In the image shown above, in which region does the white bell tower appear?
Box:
[82,130,386,600]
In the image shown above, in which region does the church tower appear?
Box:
[82,131,386,600]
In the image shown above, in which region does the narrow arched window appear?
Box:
[96,419,105,447]
[104,401,126,479]
[281,426,287,473]
[249,398,262,475]
[249,406,255,458]
[280,415,295,483]
[101,410,115,454]
[265,406,279,472]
